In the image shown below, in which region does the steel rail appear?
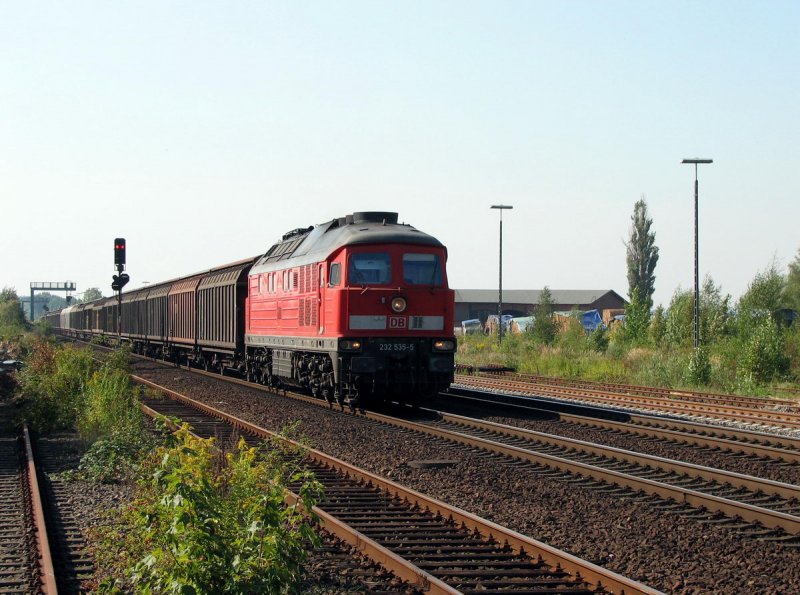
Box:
[134,375,660,595]
[83,342,800,537]
[456,375,800,429]
[188,360,800,465]
[363,410,800,535]
[445,391,800,464]
[135,363,800,534]
[141,401,459,594]
[429,411,800,501]
[469,368,800,410]
[79,336,800,460]
[23,425,58,595]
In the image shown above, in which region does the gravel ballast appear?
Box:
[129,359,800,594]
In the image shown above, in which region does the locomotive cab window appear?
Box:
[348,253,391,285]
[329,263,341,286]
[403,253,442,285]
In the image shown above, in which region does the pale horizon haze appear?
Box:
[2,2,798,310]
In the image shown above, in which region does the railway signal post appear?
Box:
[112,238,129,344]
[490,205,513,345]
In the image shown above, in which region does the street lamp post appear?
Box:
[490,205,513,345]
[681,158,713,350]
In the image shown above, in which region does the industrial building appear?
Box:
[454,289,628,327]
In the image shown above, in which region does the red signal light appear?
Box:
[114,237,126,266]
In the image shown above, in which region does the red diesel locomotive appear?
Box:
[46,212,456,407]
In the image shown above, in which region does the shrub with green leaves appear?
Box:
[687,347,711,386]
[0,288,29,339]
[77,424,155,483]
[18,339,96,431]
[18,341,151,482]
[737,319,790,384]
[94,424,323,594]
[77,368,138,443]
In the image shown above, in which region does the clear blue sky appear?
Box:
[2,1,798,309]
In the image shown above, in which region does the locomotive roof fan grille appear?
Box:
[351,212,399,225]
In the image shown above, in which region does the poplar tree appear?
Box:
[530,286,557,345]
[625,197,659,311]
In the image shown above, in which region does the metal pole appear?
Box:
[681,158,712,351]
[693,165,700,350]
[498,213,503,346]
[117,264,123,345]
[490,205,513,346]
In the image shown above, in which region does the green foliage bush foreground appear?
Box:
[17,340,325,592]
[92,424,323,594]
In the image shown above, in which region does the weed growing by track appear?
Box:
[17,339,154,481]
[92,423,323,593]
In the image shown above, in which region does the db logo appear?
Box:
[389,316,407,329]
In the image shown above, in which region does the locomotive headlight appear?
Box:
[339,339,362,351]
[433,339,455,352]
[391,296,407,313]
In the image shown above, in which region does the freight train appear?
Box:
[43,212,456,407]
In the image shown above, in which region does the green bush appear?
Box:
[77,424,155,483]
[0,288,29,339]
[77,368,138,443]
[18,340,96,431]
[737,319,790,384]
[586,325,609,353]
[18,341,150,482]
[687,347,712,386]
[94,425,323,594]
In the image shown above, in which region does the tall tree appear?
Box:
[784,248,800,312]
[623,287,650,345]
[76,287,104,303]
[625,197,659,311]
[736,261,786,330]
[530,286,557,345]
[0,287,27,336]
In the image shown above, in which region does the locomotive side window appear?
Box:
[403,253,442,285]
[329,263,341,286]
[348,253,390,285]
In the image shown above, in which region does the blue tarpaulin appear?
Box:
[581,309,603,332]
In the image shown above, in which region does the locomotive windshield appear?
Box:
[403,253,442,286]
[348,252,391,285]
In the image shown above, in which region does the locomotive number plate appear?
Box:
[379,343,416,352]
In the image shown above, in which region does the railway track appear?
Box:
[131,366,800,549]
[79,340,800,537]
[69,339,800,590]
[138,379,659,594]
[0,402,56,594]
[34,431,96,592]
[455,374,800,431]
[409,413,800,540]
[460,367,800,412]
[443,387,800,466]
